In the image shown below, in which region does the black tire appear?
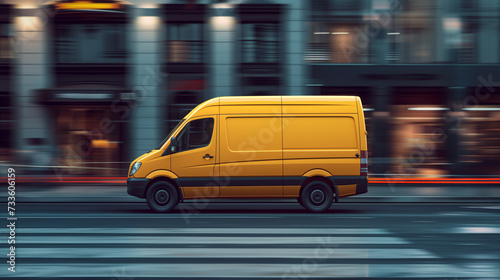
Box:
[297,197,304,207]
[300,180,333,213]
[146,181,179,213]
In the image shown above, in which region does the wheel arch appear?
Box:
[145,171,184,202]
[300,173,339,203]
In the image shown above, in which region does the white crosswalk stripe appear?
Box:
[1,227,497,279]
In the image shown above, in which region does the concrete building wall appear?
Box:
[14,12,53,166]
[129,7,163,158]
[7,0,309,162]
[283,0,306,95]
[209,8,236,97]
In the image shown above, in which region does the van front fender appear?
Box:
[146,170,179,181]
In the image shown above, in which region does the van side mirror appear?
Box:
[170,137,176,154]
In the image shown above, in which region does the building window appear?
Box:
[241,23,280,63]
[0,36,14,59]
[0,23,14,59]
[54,24,127,64]
[307,22,370,63]
[166,23,204,63]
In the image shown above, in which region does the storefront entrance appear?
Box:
[53,106,126,176]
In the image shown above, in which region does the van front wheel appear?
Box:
[146,181,179,213]
[300,181,333,213]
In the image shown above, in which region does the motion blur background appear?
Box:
[1,0,500,177]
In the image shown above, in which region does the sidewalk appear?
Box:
[5,183,500,203]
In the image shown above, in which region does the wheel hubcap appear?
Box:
[155,189,170,205]
[310,189,325,205]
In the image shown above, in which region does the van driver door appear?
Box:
[171,116,217,199]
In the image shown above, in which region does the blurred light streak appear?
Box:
[138,4,158,9]
[16,16,41,31]
[456,227,500,234]
[407,107,449,111]
[443,17,462,31]
[136,16,160,30]
[210,16,235,31]
[17,5,37,9]
[212,3,234,10]
[463,108,500,111]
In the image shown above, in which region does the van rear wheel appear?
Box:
[146,181,179,213]
[300,181,333,212]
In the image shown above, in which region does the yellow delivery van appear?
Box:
[127,96,368,213]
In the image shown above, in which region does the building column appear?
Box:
[129,8,163,159]
[445,86,466,174]
[371,87,391,174]
[14,10,53,168]
[369,5,391,173]
[209,5,235,97]
[284,0,306,95]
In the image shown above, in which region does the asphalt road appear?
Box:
[1,202,500,279]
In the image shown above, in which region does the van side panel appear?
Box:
[218,112,283,197]
[283,116,359,154]
[282,112,361,198]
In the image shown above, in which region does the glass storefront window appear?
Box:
[462,110,500,174]
[54,107,125,176]
[390,88,448,176]
[0,23,14,59]
[0,36,14,59]
[461,88,500,174]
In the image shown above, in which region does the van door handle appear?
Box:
[203,154,214,160]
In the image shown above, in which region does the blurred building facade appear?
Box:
[0,0,307,176]
[307,0,500,176]
[0,0,499,176]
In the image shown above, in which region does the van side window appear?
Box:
[176,118,214,153]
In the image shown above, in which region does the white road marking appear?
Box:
[0,263,487,278]
[12,235,409,244]
[15,227,390,235]
[454,227,500,234]
[17,248,438,259]
[464,206,500,210]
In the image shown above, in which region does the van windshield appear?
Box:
[155,119,185,150]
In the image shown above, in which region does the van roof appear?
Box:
[184,96,362,119]
[218,96,357,105]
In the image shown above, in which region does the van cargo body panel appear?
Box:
[128,96,369,212]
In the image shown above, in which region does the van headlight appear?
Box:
[129,162,142,176]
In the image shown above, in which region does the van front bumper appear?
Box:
[127,178,150,198]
